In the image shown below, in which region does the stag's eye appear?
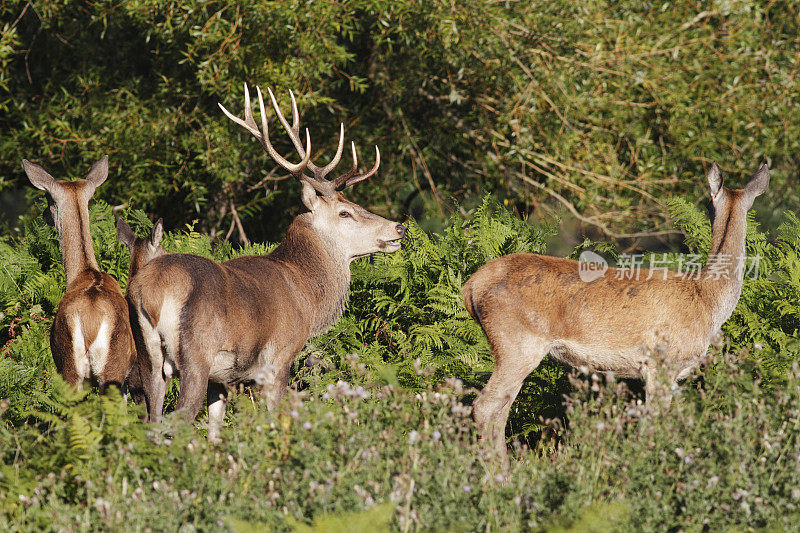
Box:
[339,210,352,218]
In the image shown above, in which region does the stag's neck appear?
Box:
[59,198,99,285]
[269,215,352,334]
[700,206,748,331]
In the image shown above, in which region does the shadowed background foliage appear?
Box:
[1,0,799,245]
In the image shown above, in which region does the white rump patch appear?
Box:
[71,317,90,381]
[88,320,111,378]
[156,298,181,362]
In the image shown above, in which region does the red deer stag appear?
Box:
[117,217,166,405]
[21,156,136,392]
[463,163,769,461]
[127,85,406,441]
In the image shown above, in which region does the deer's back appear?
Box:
[464,253,714,372]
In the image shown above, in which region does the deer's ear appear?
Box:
[300,181,321,211]
[85,155,109,189]
[116,218,136,247]
[707,162,724,201]
[22,159,56,192]
[743,163,769,203]
[150,218,164,247]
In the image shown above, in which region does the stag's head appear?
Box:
[117,217,166,276]
[219,85,405,260]
[21,156,109,234]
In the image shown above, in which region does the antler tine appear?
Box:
[336,145,380,190]
[254,86,311,174]
[218,84,262,139]
[267,87,307,156]
[268,89,345,181]
[289,90,300,134]
[334,142,359,190]
[315,123,345,179]
[219,84,310,175]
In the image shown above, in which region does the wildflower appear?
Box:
[290,410,299,419]
[322,392,330,400]
[462,485,471,493]
[303,421,312,430]
[94,498,111,516]
[408,430,419,444]
[442,377,464,394]
[432,430,441,440]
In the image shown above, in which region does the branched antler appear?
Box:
[219,84,381,195]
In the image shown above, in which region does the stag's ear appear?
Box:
[300,181,321,211]
[743,163,769,205]
[116,218,136,247]
[85,155,109,189]
[150,218,164,247]
[707,162,724,202]
[22,159,56,192]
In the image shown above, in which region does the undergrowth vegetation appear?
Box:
[1,198,799,530]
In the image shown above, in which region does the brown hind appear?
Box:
[22,156,136,392]
[464,163,769,463]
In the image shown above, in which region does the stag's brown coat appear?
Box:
[117,217,166,405]
[22,156,135,391]
[464,163,769,461]
[127,85,405,441]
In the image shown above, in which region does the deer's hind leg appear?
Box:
[51,313,83,388]
[473,334,550,464]
[174,330,214,426]
[137,310,168,422]
[98,321,136,395]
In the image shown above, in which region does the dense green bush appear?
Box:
[2,1,800,241]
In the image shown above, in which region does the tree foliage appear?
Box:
[2,1,800,242]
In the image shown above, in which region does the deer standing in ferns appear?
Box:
[21,156,136,392]
[463,164,769,462]
[127,85,405,441]
[117,217,166,406]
